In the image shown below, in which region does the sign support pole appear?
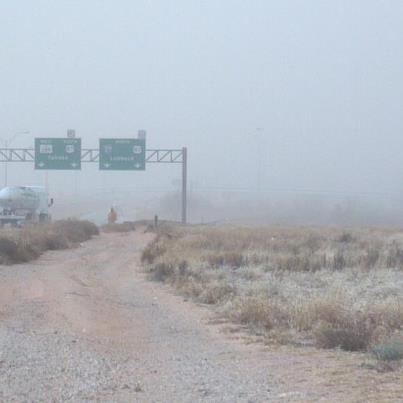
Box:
[181,147,187,224]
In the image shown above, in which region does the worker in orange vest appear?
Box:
[108,207,117,224]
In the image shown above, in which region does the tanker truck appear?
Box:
[0,186,53,227]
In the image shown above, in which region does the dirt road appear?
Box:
[0,231,401,402]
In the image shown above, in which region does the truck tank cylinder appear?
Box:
[0,187,40,210]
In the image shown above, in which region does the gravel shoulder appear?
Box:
[0,230,402,402]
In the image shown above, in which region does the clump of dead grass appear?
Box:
[101,222,136,233]
[204,251,245,268]
[52,219,99,243]
[229,294,290,332]
[0,219,98,264]
[199,281,236,304]
[314,319,372,351]
[141,235,167,264]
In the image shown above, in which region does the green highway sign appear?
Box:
[99,138,146,170]
[35,138,81,170]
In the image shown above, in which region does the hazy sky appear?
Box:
[1,1,402,199]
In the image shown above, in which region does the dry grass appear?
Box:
[142,225,403,352]
[0,220,99,264]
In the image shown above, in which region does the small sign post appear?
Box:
[99,138,146,170]
[34,138,81,170]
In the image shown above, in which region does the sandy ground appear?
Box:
[0,230,402,402]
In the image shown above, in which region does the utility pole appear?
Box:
[255,128,265,194]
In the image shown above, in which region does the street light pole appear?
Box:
[4,140,8,187]
[1,131,30,187]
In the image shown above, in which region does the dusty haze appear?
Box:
[1,1,403,224]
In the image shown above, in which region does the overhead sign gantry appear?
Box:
[0,137,188,224]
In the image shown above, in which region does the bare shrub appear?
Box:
[181,277,204,298]
[386,243,403,268]
[292,293,348,331]
[237,267,263,280]
[309,297,403,351]
[0,237,19,263]
[314,318,373,351]
[276,254,322,272]
[199,281,235,304]
[230,295,289,331]
[44,233,69,250]
[332,251,346,270]
[151,262,175,281]
[177,260,189,276]
[205,252,245,268]
[53,219,99,243]
[360,248,380,269]
[337,232,354,243]
[304,234,322,254]
[373,340,403,362]
[141,236,167,264]
[368,299,403,330]
[277,255,309,272]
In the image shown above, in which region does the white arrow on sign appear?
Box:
[103,163,111,168]
[135,163,141,169]
[38,162,45,167]
[71,162,78,168]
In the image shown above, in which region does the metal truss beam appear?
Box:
[0,148,35,162]
[0,148,184,164]
[145,149,183,163]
